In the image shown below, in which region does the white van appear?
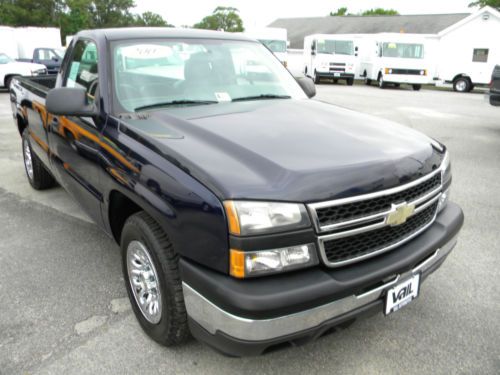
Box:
[359,33,433,90]
[244,28,288,66]
[303,34,357,85]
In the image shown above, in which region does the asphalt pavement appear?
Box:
[0,84,499,374]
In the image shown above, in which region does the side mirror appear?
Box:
[355,46,359,52]
[52,56,59,61]
[46,87,98,117]
[295,75,316,98]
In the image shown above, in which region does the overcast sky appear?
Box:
[134,0,475,28]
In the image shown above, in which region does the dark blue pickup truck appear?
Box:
[17,47,64,74]
[10,28,463,356]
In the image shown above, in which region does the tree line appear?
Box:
[0,1,245,42]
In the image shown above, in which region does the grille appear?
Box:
[390,69,424,75]
[330,62,346,66]
[323,201,438,264]
[316,173,441,227]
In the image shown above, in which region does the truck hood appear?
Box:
[125,99,443,202]
[6,61,46,73]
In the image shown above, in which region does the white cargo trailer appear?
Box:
[0,26,19,59]
[434,6,500,92]
[303,34,358,85]
[15,27,62,60]
[359,33,434,90]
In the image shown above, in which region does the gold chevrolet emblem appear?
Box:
[386,202,415,226]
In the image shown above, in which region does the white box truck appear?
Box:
[244,28,288,67]
[434,8,500,92]
[303,34,357,85]
[359,33,433,90]
[15,27,62,60]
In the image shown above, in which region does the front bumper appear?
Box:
[317,71,354,79]
[383,74,429,85]
[181,202,463,356]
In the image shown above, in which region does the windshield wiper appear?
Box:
[232,94,291,102]
[135,100,218,112]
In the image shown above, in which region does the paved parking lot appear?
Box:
[1,85,499,375]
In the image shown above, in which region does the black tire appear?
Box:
[22,128,56,190]
[364,77,372,85]
[333,79,338,84]
[378,74,386,89]
[5,76,13,89]
[453,77,471,93]
[412,84,422,91]
[346,78,354,86]
[121,211,189,346]
[313,70,320,84]
[394,83,401,88]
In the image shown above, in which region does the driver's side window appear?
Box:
[65,39,99,104]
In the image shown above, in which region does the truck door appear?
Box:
[47,39,105,226]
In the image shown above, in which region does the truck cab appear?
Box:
[244,28,288,67]
[360,33,432,90]
[303,34,357,85]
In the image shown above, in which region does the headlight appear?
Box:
[230,244,318,278]
[438,152,452,213]
[224,201,310,236]
[31,68,47,76]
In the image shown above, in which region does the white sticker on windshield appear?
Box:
[214,92,231,102]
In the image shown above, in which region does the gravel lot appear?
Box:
[1,85,499,375]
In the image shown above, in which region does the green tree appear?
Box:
[132,11,171,27]
[193,6,244,32]
[469,0,500,9]
[0,0,64,26]
[361,8,399,16]
[330,7,348,16]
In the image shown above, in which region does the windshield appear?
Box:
[0,53,13,64]
[382,43,424,59]
[112,39,305,113]
[259,39,287,53]
[55,49,66,58]
[316,40,354,55]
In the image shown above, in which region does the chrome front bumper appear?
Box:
[182,234,458,342]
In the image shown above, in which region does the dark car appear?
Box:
[10,28,463,356]
[17,47,64,74]
[489,65,500,106]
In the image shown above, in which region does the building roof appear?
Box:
[269,13,470,48]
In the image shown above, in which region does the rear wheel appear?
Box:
[412,84,422,91]
[121,211,189,346]
[22,128,56,190]
[453,77,471,93]
[364,77,372,85]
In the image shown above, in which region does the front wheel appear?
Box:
[346,78,354,86]
[412,84,422,91]
[121,211,190,346]
[22,128,56,190]
[378,75,386,89]
[313,70,320,84]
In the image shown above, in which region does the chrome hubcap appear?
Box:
[23,140,34,180]
[126,241,162,324]
[456,80,467,91]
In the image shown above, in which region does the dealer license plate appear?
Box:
[333,72,341,77]
[385,274,420,315]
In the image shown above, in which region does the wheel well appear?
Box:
[452,74,470,83]
[377,71,382,80]
[4,74,18,87]
[16,114,27,136]
[108,190,142,244]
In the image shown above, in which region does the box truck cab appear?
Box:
[360,34,432,90]
[303,34,357,85]
[244,28,288,67]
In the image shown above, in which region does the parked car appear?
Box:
[488,65,500,105]
[10,28,463,356]
[17,47,64,74]
[0,52,47,88]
